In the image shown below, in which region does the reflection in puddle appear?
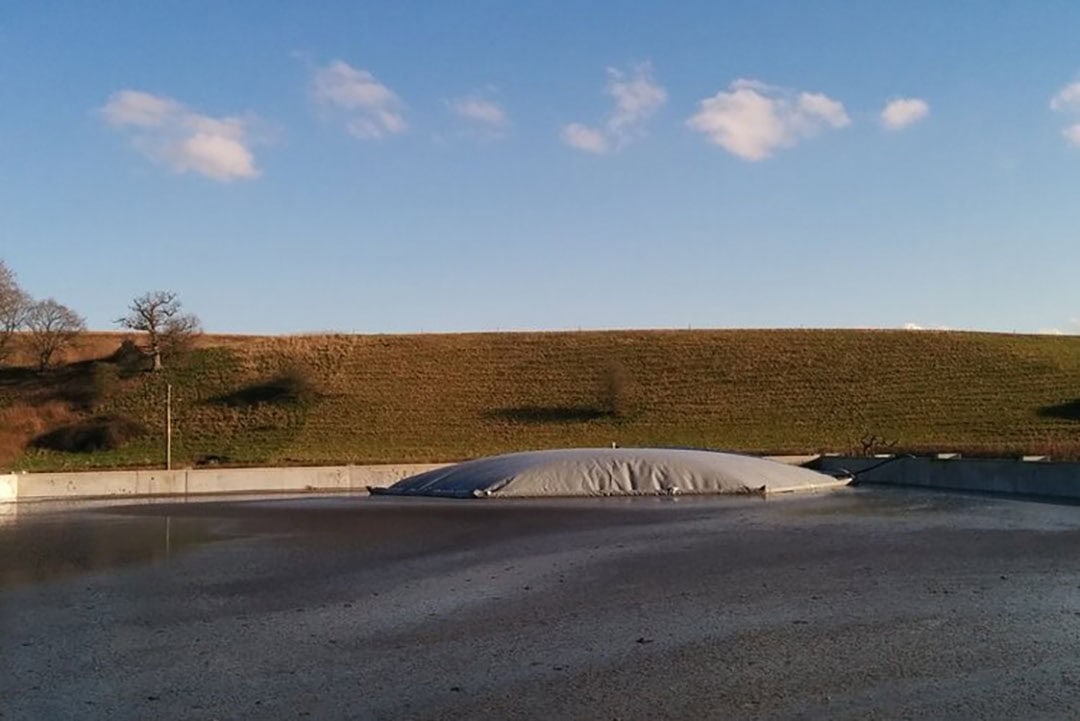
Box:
[0,510,230,590]
[772,486,980,517]
[7,487,1058,592]
[0,501,17,526]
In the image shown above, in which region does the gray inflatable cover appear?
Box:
[372,448,838,498]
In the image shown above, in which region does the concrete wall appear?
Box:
[813,455,1080,501]
[3,464,448,502]
[0,474,16,502]
[0,456,821,503]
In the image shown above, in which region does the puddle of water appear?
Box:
[779,492,955,518]
[0,493,770,589]
[0,510,232,590]
[0,491,933,592]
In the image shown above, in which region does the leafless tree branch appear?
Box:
[116,291,202,371]
[25,298,85,371]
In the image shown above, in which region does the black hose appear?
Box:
[837,453,916,485]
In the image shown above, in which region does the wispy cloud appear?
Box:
[101,90,262,181]
[448,93,509,138]
[605,63,668,144]
[880,97,930,130]
[561,62,666,154]
[1050,81,1080,148]
[686,79,850,161]
[312,60,406,139]
[560,123,610,154]
[1050,82,1080,111]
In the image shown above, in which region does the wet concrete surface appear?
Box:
[2,489,1080,720]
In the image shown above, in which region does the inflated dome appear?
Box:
[372,448,840,498]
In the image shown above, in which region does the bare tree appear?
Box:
[116,291,201,371]
[0,260,31,365]
[855,432,898,457]
[25,299,85,371]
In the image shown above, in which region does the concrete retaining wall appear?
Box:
[0,455,821,503]
[1,464,448,502]
[0,474,16,502]
[812,455,1080,501]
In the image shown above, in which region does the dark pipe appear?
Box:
[833,454,916,485]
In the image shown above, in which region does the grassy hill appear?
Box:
[3,329,1080,471]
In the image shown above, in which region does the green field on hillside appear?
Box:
[3,329,1080,471]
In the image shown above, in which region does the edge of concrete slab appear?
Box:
[765,478,851,495]
[0,464,449,503]
[23,450,1078,504]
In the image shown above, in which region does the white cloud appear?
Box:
[686,79,850,161]
[102,90,260,181]
[1037,318,1080,335]
[902,322,951,331]
[312,60,406,139]
[449,94,511,139]
[450,96,507,128]
[797,92,851,128]
[560,123,610,154]
[562,62,666,154]
[102,90,183,128]
[880,97,930,130]
[1050,82,1080,149]
[1063,123,1080,148]
[167,132,254,180]
[1050,82,1080,111]
[605,63,667,144]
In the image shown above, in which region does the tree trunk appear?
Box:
[152,350,163,372]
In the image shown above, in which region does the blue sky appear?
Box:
[3,1,1080,334]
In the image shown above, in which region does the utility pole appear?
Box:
[166,383,172,471]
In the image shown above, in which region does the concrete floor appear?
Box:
[2,489,1080,720]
